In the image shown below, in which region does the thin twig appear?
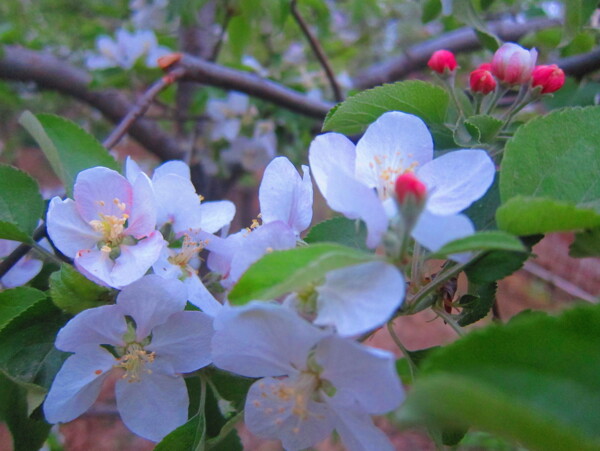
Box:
[103,68,186,150]
[210,5,234,62]
[290,0,343,102]
[523,261,598,303]
[433,306,466,337]
[387,321,417,383]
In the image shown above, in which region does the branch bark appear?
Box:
[0,46,185,161]
[355,18,560,89]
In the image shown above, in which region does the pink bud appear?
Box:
[470,68,497,95]
[532,64,565,94]
[394,173,427,205]
[478,62,492,71]
[491,43,537,85]
[427,50,458,75]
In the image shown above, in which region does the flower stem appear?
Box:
[433,306,466,337]
[30,241,64,266]
[387,321,417,383]
[206,411,244,450]
[193,375,208,451]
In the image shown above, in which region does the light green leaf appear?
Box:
[227,15,251,61]
[452,0,500,51]
[0,165,44,243]
[428,231,525,259]
[562,0,598,46]
[0,287,46,334]
[499,107,600,234]
[50,264,112,314]
[19,112,119,196]
[322,80,449,136]
[397,304,600,451]
[304,217,368,251]
[228,243,377,305]
[464,115,503,144]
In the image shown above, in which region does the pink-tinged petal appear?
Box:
[152,160,191,181]
[117,274,187,340]
[125,157,143,184]
[115,360,188,442]
[412,211,475,256]
[314,262,405,337]
[308,133,356,197]
[56,304,126,352]
[1,257,43,288]
[417,149,495,215]
[111,231,165,288]
[74,167,133,222]
[259,157,313,236]
[75,249,115,288]
[125,172,157,238]
[153,174,202,232]
[324,171,388,248]
[198,200,236,234]
[46,198,101,258]
[203,230,241,276]
[245,377,335,451]
[148,311,213,373]
[184,275,224,316]
[227,222,297,287]
[316,336,404,414]
[326,400,396,451]
[212,302,327,377]
[43,346,115,424]
[355,112,433,189]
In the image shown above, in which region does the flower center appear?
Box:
[368,154,418,200]
[89,198,129,248]
[168,234,206,276]
[115,343,155,383]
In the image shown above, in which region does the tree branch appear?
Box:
[0,46,185,161]
[290,0,343,102]
[557,47,600,79]
[355,18,559,89]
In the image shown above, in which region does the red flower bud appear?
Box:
[491,43,537,85]
[394,173,427,205]
[470,68,497,95]
[532,64,565,94]
[427,50,458,75]
[478,62,492,71]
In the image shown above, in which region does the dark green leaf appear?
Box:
[304,217,368,251]
[569,227,600,258]
[456,282,497,326]
[0,287,46,334]
[465,175,500,231]
[428,231,525,259]
[19,112,119,197]
[0,165,44,242]
[323,81,449,136]
[422,0,442,22]
[50,264,112,314]
[452,0,500,51]
[154,413,205,451]
[228,243,377,305]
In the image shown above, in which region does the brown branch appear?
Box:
[355,18,560,89]
[290,0,343,102]
[103,69,185,150]
[556,47,600,79]
[0,46,185,161]
[172,54,333,119]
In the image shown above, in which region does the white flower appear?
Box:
[206,92,253,142]
[0,239,45,288]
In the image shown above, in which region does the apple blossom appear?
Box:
[308,111,495,253]
[470,68,497,94]
[532,64,565,94]
[427,49,457,75]
[212,303,404,451]
[43,276,214,442]
[206,92,254,142]
[491,42,537,85]
[0,239,44,288]
[46,167,164,289]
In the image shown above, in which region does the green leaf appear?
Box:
[569,227,600,258]
[0,165,44,242]
[49,264,112,314]
[0,372,51,451]
[464,115,503,144]
[499,107,600,235]
[19,112,119,196]
[322,80,449,136]
[456,282,497,326]
[0,298,69,391]
[465,175,500,231]
[304,217,368,251]
[397,303,600,451]
[562,0,598,46]
[227,15,251,61]
[228,243,377,305]
[429,231,525,259]
[452,0,500,51]
[0,287,46,334]
[422,0,442,22]
[154,413,205,451]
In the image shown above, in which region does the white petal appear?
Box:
[55,304,126,352]
[152,160,191,181]
[125,172,157,238]
[1,256,42,288]
[244,377,334,451]
[110,231,165,288]
[43,346,115,423]
[115,360,188,442]
[148,311,213,373]
[259,157,313,235]
[125,157,143,184]
[212,302,327,377]
[417,149,495,215]
[308,132,356,196]
[153,174,203,232]
[74,249,115,288]
[355,112,433,189]
[46,198,101,258]
[184,275,224,316]
[412,211,475,256]
[316,336,404,414]
[198,200,236,233]
[314,261,405,336]
[117,274,187,340]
